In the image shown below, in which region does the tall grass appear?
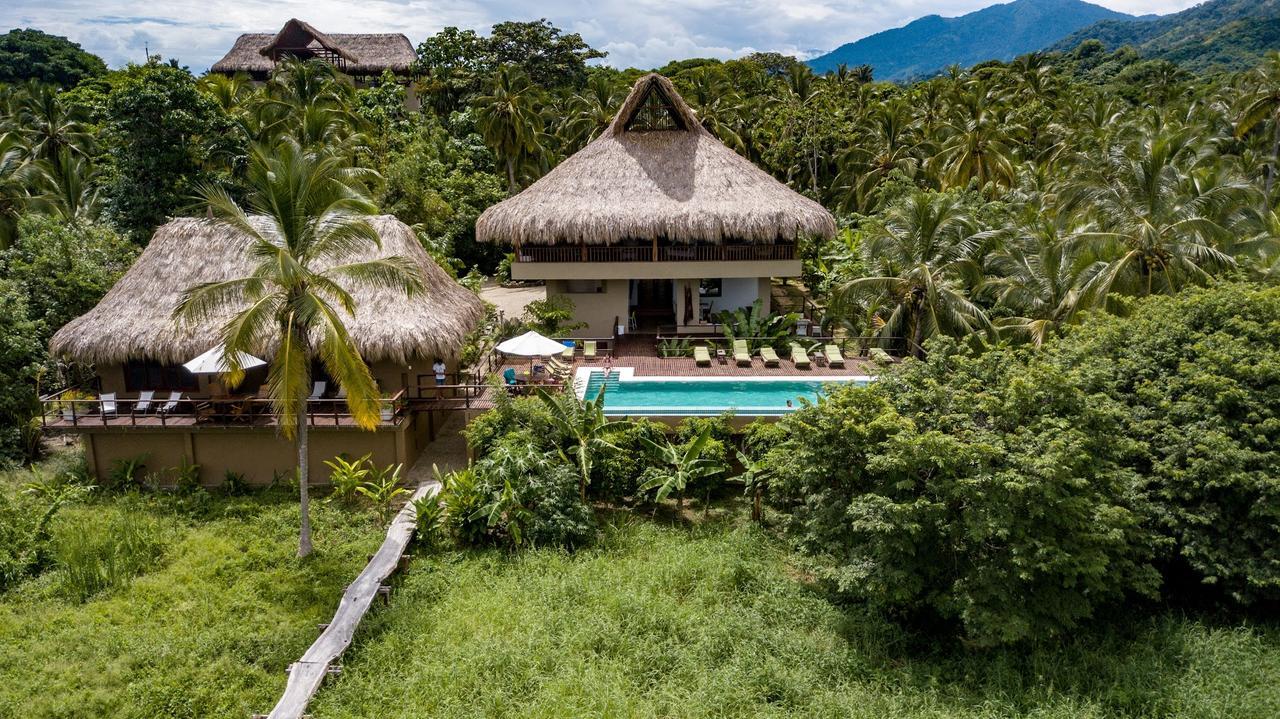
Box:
[0,481,385,718]
[311,514,1280,719]
[52,507,166,602]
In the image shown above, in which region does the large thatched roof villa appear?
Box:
[477,73,835,337]
[211,18,416,81]
[47,215,483,485]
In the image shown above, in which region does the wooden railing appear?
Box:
[515,243,796,263]
[39,388,409,429]
[652,334,919,358]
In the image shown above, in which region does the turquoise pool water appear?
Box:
[582,372,870,416]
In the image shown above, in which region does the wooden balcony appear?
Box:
[514,243,797,264]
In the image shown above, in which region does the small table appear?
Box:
[716,349,727,365]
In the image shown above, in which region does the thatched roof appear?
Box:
[476,73,836,246]
[50,216,484,366]
[210,19,415,75]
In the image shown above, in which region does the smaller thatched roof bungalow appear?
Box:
[476,73,837,247]
[211,18,416,79]
[51,215,484,369]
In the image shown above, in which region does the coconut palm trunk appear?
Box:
[297,405,312,556]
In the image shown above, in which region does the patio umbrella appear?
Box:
[183,344,267,374]
[496,330,569,375]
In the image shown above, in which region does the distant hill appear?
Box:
[1051,0,1280,74]
[806,0,1136,81]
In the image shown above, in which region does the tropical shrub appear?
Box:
[0,280,43,464]
[767,340,1162,646]
[717,299,798,352]
[1055,284,1280,604]
[590,418,668,501]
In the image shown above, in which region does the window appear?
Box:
[699,279,722,298]
[623,82,687,132]
[565,279,605,294]
[122,361,199,393]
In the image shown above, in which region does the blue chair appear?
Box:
[502,367,518,386]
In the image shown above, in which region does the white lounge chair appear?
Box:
[309,381,327,400]
[100,392,118,417]
[159,391,183,414]
[132,390,155,414]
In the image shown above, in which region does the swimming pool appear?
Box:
[579,370,873,416]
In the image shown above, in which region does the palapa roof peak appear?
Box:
[50,216,484,366]
[476,73,836,247]
[210,20,415,76]
[260,19,356,62]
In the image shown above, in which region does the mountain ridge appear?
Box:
[806,0,1136,81]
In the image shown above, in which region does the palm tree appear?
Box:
[473,65,546,193]
[931,80,1017,191]
[0,131,35,248]
[833,191,993,355]
[16,83,93,161]
[1066,122,1251,300]
[836,99,922,213]
[980,195,1096,346]
[1236,51,1280,198]
[32,147,100,222]
[536,387,629,501]
[558,73,622,152]
[175,138,423,557]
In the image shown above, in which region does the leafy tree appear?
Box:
[766,340,1161,646]
[0,29,106,87]
[1,215,134,340]
[0,279,43,464]
[487,19,605,89]
[100,59,239,240]
[175,138,423,557]
[1056,284,1280,605]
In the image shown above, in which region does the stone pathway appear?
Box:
[404,412,470,484]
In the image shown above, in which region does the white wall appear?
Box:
[704,277,763,316]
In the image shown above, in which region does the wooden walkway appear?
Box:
[260,480,438,719]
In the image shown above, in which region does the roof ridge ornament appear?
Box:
[609,73,701,137]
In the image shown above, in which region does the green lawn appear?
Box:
[313,511,1280,719]
[0,457,385,719]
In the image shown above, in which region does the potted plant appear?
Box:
[55,389,95,421]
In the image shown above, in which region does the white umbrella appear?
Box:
[183,344,268,374]
[495,331,569,357]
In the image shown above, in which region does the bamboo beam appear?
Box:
[263,482,437,719]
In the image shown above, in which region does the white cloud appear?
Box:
[0,0,1205,72]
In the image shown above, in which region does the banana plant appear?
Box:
[537,387,630,500]
[639,426,727,514]
[717,299,799,352]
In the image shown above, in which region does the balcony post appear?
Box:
[651,236,658,262]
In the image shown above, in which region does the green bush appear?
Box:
[53,506,167,602]
[590,418,667,501]
[1055,284,1280,604]
[473,437,595,549]
[767,340,1161,646]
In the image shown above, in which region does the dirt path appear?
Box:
[478,280,544,321]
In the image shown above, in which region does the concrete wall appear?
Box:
[547,279,630,338]
[81,419,416,487]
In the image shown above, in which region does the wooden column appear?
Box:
[652,236,658,262]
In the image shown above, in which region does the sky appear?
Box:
[2,0,1206,72]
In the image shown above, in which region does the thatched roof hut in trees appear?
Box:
[47,215,483,486]
[476,73,835,336]
[211,18,416,81]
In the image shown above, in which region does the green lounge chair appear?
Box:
[824,344,846,368]
[733,339,751,366]
[760,346,780,367]
[561,341,576,360]
[584,341,597,361]
[694,345,711,367]
[790,343,811,369]
[869,347,894,366]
